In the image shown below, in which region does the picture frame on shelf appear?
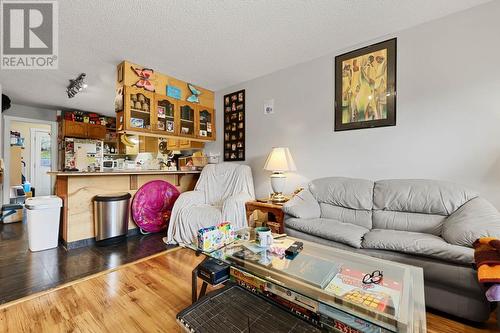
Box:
[157,106,166,118]
[223,89,245,161]
[334,38,396,131]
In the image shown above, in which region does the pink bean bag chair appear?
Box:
[132,180,180,233]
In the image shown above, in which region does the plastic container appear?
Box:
[25,196,63,252]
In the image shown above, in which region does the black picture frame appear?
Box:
[223,89,245,161]
[334,38,397,131]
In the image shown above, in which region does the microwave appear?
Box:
[103,160,117,169]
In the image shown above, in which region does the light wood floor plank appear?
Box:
[0,248,497,332]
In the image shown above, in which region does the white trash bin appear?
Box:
[25,196,63,252]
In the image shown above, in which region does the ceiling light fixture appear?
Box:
[66,73,87,98]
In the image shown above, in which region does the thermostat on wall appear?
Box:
[264,99,274,115]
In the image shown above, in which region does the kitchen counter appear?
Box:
[53,169,200,248]
[49,170,201,176]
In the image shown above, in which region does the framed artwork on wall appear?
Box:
[334,38,397,131]
[223,89,245,161]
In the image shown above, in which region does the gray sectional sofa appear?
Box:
[282,177,500,322]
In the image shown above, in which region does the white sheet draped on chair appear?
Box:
[164,163,255,245]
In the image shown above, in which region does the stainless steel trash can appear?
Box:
[93,193,131,242]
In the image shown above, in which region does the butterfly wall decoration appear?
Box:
[187,83,201,103]
[131,66,155,92]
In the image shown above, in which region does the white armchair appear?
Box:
[164,163,255,245]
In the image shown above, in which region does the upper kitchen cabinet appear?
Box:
[153,94,178,135]
[119,86,154,133]
[178,101,196,138]
[196,106,215,141]
[115,60,215,142]
[60,120,106,140]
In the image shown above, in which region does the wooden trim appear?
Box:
[129,175,138,190]
[55,176,69,241]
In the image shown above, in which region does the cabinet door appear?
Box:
[87,124,106,140]
[64,121,87,138]
[196,106,215,141]
[153,94,177,135]
[123,86,154,132]
[167,139,179,150]
[178,102,196,138]
[178,140,204,150]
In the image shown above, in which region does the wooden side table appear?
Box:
[245,200,285,234]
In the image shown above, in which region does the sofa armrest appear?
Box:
[442,197,500,247]
[282,189,321,219]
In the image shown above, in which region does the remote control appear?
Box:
[285,241,303,257]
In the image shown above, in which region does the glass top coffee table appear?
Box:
[185,228,426,333]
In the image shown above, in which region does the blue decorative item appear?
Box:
[187,83,202,103]
[167,85,181,100]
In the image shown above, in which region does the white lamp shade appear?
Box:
[263,147,297,172]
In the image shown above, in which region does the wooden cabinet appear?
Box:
[61,120,106,140]
[196,106,215,141]
[153,94,177,135]
[122,86,154,133]
[167,139,204,151]
[87,124,107,139]
[63,121,87,138]
[115,60,216,143]
[139,136,158,154]
[178,101,196,138]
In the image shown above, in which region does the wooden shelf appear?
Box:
[130,108,150,114]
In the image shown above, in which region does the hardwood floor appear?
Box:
[0,248,497,333]
[0,221,172,305]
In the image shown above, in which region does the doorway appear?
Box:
[2,116,58,203]
[30,128,52,196]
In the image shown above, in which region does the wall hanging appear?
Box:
[223,89,245,161]
[334,38,396,131]
[131,66,155,92]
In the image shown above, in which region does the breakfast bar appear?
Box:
[50,170,201,248]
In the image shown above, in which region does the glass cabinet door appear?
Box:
[179,102,195,137]
[196,106,215,140]
[124,86,153,132]
[154,95,177,135]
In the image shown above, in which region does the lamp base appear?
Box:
[270,172,287,203]
[271,192,287,203]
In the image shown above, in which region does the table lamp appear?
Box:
[264,147,296,202]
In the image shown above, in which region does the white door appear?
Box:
[31,130,52,196]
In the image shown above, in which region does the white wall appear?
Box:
[207,1,500,208]
[4,103,57,122]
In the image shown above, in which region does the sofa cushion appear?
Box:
[362,229,473,264]
[309,177,374,210]
[320,203,372,229]
[285,217,369,248]
[282,190,321,219]
[373,210,445,236]
[374,179,478,215]
[442,197,500,247]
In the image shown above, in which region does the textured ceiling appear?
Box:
[0,0,491,116]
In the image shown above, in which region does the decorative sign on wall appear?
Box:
[334,38,396,131]
[223,89,245,161]
[166,85,181,100]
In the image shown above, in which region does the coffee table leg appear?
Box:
[192,265,198,304]
[200,282,208,299]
